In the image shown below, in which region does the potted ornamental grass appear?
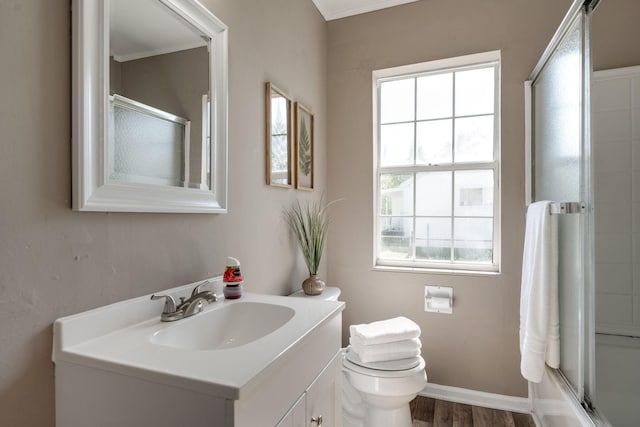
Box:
[286,198,338,295]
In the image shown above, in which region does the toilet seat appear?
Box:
[343,349,426,378]
[345,347,421,371]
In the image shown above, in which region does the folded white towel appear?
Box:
[349,336,421,356]
[349,337,421,363]
[520,201,560,383]
[349,347,421,364]
[349,316,421,346]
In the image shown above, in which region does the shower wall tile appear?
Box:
[633,203,640,231]
[595,232,632,264]
[593,70,639,335]
[594,201,631,233]
[633,77,640,108]
[596,294,634,326]
[633,172,640,203]
[633,232,640,277]
[592,110,631,143]
[593,142,630,174]
[635,290,640,327]
[591,78,631,112]
[632,139,640,171]
[595,262,633,294]
[594,171,631,203]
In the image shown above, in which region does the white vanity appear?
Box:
[53,279,344,426]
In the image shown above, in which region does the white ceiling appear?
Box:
[312,0,419,21]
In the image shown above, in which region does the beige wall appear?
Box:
[2,1,636,424]
[325,0,573,396]
[592,0,640,70]
[0,0,326,425]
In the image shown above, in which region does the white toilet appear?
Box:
[342,348,427,427]
[290,287,428,427]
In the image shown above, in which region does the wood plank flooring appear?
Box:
[410,396,536,427]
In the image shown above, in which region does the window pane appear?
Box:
[455,67,495,116]
[374,54,499,272]
[416,171,452,216]
[379,217,412,260]
[454,170,494,217]
[380,173,413,216]
[380,79,415,124]
[416,119,452,165]
[380,123,414,166]
[417,73,452,120]
[454,115,494,163]
[454,218,493,263]
[416,217,451,261]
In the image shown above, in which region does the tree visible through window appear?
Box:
[373,52,500,272]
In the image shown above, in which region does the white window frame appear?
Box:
[372,51,501,274]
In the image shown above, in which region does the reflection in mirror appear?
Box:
[72,0,228,212]
[109,0,209,189]
[109,94,191,187]
[266,82,293,187]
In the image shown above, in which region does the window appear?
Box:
[373,51,500,272]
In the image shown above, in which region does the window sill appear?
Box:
[372,264,501,277]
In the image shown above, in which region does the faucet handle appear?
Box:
[191,280,211,297]
[150,294,177,314]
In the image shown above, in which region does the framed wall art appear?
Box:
[295,102,314,191]
[265,82,293,188]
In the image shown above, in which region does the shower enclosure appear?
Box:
[528,0,640,425]
[591,62,640,427]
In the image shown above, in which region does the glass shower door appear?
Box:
[529,6,591,401]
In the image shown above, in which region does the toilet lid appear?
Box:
[344,347,422,371]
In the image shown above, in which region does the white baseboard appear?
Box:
[419,383,532,414]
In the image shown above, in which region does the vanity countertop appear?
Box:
[53,282,344,400]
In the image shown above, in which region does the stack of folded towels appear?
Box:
[348,316,422,364]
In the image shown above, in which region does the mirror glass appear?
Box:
[72,0,227,213]
[109,0,210,189]
[266,82,292,187]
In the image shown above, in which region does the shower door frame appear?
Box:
[525,0,599,410]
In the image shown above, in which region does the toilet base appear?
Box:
[363,401,414,427]
[342,412,364,427]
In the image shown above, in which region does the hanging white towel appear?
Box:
[349,316,421,346]
[520,201,560,383]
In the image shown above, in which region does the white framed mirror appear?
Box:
[72,0,228,213]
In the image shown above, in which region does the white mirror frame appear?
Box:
[72,0,228,213]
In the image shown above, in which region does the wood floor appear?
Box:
[410,396,536,427]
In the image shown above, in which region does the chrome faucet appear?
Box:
[187,281,217,304]
[151,281,217,322]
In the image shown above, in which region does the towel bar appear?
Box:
[549,202,585,215]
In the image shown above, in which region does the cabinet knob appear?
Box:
[310,415,323,426]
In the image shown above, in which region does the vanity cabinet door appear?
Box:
[305,351,342,427]
[276,393,306,427]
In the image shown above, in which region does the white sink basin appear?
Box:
[52,281,344,400]
[150,302,295,350]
